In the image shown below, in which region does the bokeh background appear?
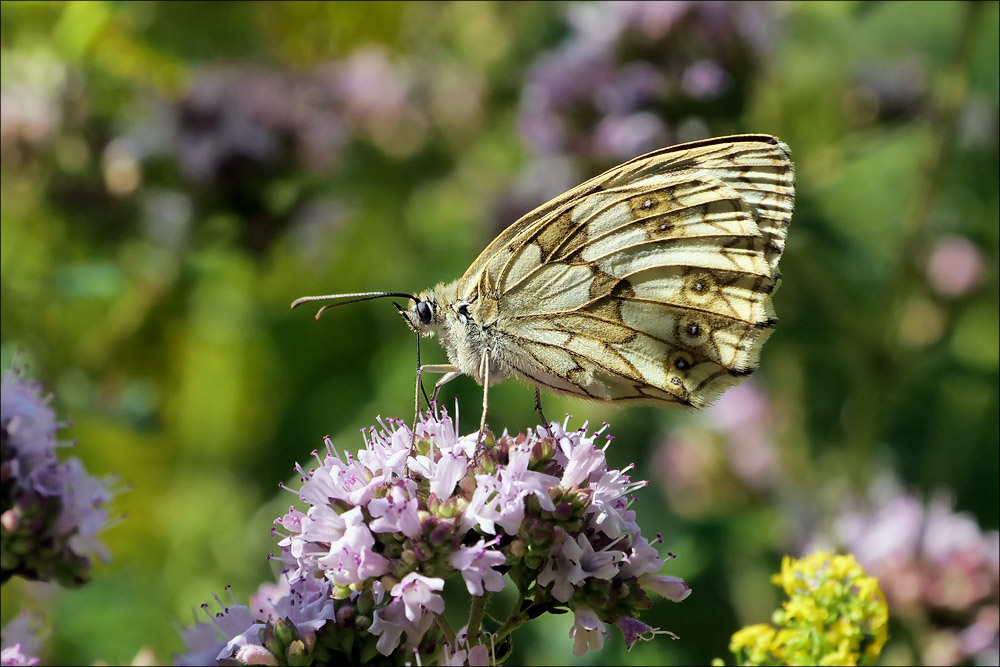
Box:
[1,1,997,665]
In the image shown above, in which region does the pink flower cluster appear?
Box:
[177,409,690,665]
[275,410,690,660]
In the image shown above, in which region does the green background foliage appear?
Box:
[1,2,997,665]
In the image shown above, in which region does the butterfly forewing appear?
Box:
[462,134,794,408]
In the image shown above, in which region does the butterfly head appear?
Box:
[396,282,460,337]
[396,293,438,336]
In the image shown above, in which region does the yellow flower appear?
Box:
[725,551,889,666]
[731,623,776,650]
[820,638,857,666]
[730,623,778,664]
[783,594,827,624]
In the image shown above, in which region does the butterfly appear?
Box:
[293,134,794,436]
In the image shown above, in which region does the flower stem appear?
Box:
[468,591,490,643]
[493,592,530,643]
[435,612,457,646]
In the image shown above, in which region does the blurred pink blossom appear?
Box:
[707,380,780,490]
[926,236,987,298]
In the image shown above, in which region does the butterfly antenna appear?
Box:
[291,292,417,320]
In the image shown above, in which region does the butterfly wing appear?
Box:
[464,135,794,407]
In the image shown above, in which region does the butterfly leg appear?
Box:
[430,370,463,405]
[411,364,461,451]
[534,387,549,426]
[476,349,491,450]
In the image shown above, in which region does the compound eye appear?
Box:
[416,300,433,324]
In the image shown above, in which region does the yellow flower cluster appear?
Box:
[728,552,888,666]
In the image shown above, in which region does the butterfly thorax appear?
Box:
[401,280,512,386]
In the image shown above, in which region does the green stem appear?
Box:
[490,594,533,665]
[435,612,457,647]
[467,592,490,644]
[493,591,535,644]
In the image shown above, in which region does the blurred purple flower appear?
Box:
[592,112,669,161]
[926,235,987,298]
[334,47,412,124]
[681,59,731,100]
[593,63,665,116]
[173,67,351,184]
[329,45,439,159]
[0,645,37,667]
[1,367,116,587]
[163,48,430,181]
[707,380,780,490]
[134,42,483,257]
[0,613,44,667]
[653,380,780,516]
[517,1,781,162]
